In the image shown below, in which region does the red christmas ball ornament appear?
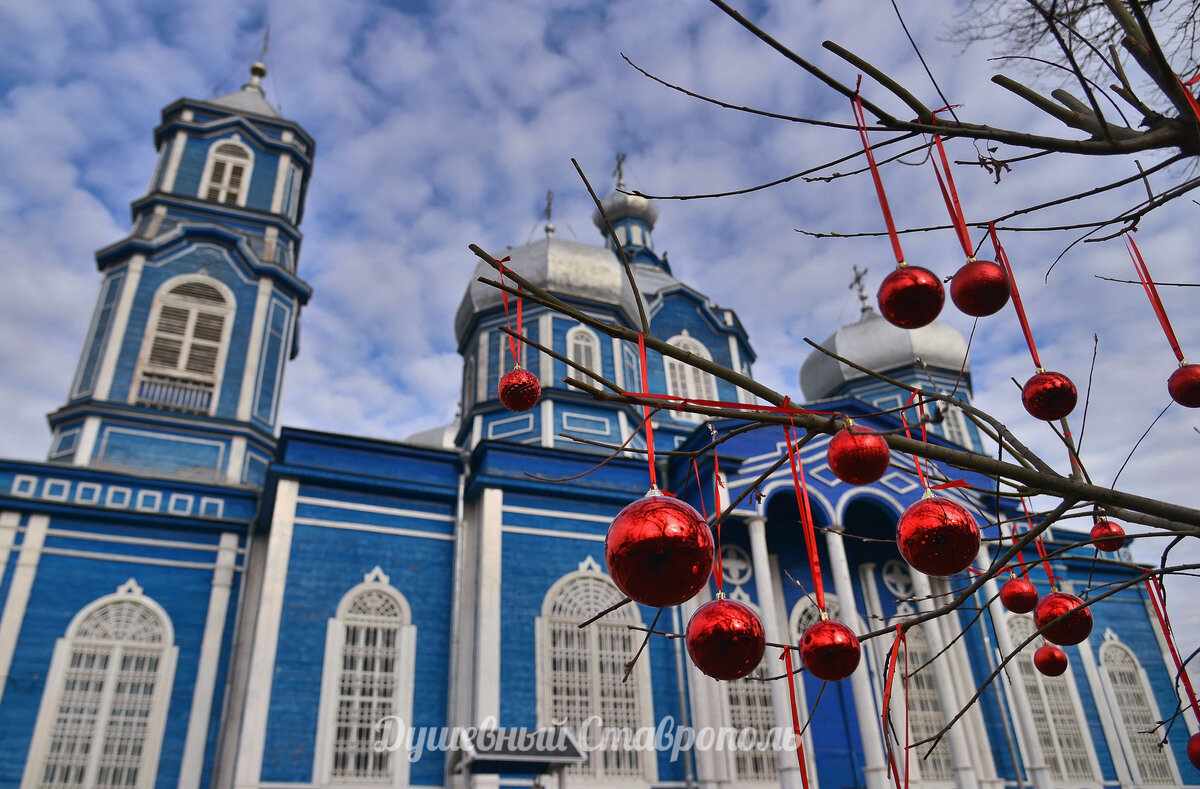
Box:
[686,598,766,680]
[1034,591,1093,646]
[498,367,541,412]
[896,496,981,578]
[999,576,1039,614]
[1089,519,1126,553]
[1187,731,1200,770]
[1021,370,1077,421]
[1168,363,1200,408]
[878,265,945,329]
[827,428,890,485]
[799,619,861,681]
[1034,644,1069,677]
[950,259,1010,317]
[604,490,714,608]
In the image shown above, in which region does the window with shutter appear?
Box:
[567,326,598,388]
[663,335,718,420]
[200,141,252,206]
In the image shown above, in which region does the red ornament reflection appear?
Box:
[950,259,1010,317]
[1168,364,1200,408]
[1021,370,1077,421]
[1034,644,1069,676]
[604,491,714,608]
[686,598,766,680]
[827,428,890,485]
[999,576,1039,614]
[878,265,944,329]
[498,367,541,412]
[1089,519,1126,553]
[1187,731,1200,770]
[799,619,861,682]
[896,496,981,578]
[1034,591,1093,646]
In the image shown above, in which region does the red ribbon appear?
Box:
[1145,577,1200,727]
[781,647,812,788]
[691,459,720,591]
[929,133,975,260]
[637,334,657,489]
[495,257,523,367]
[990,223,1042,370]
[783,402,825,612]
[852,80,905,266]
[880,625,910,789]
[618,390,831,418]
[1126,234,1186,363]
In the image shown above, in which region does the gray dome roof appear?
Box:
[592,190,658,231]
[208,62,280,118]
[800,308,970,400]
[455,237,640,344]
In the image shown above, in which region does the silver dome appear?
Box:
[800,308,970,401]
[592,190,658,232]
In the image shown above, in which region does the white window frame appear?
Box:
[663,333,717,422]
[567,325,600,389]
[198,137,253,207]
[1097,632,1181,785]
[131,275,235,415]
[313,566,416,787]
[535,569,657,787]
[715,598,778,783]
[22,579,178,789]
[1006,614,1102,787]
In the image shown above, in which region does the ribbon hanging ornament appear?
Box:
[990,224,1077,421]
[1125,234,1200,407]
[852,82,944,329]
[494,258,542,413]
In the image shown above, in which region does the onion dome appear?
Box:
[800,307,970,401]
[592,188,659,233]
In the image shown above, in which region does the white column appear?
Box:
[1073,631,1134,785]
[179,532,240,789]
[824,525,888,789]
[236,279,275,422]
[976,553,1053,789]
[0,513,48,709]
[94,254,144,402]
[472,488,503,789]
[908,571,979,789]
[233,478,298,789]
[680,589,722,789]
[748,517,803,789]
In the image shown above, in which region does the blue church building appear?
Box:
[0,63,1196,789]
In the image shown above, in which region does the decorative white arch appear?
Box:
[1097,631,1180,785]
[199,137,254,206]
[535,566,657,785]
[22,579,178,789]
[664,332,717,420]
[313,567,416,786]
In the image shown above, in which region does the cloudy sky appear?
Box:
[1,1,1198,649]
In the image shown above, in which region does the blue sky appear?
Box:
[1,1,1197,648]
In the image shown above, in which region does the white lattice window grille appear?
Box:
[721,601,778,782]
[23,580,177,789]
[537,572,656,784]
[200,140,252,206]
[881,623,955,784]
[1007,615,1099,785]
[1099,638,1179,784]
[622,345,639,393]
[567,326,599,388]
[938,404,970,448]
[314,568,416,786]
[133,278,234,415]
[664,334,717,421]
[789,594,842,641]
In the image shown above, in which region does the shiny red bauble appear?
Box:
[896,496,981,578]
[1034,644,1069,676]
[686,598,766,680]
[1000,576,1039,614]
[1187,731,1200,770]
[1034,591,1093,646]
[498,367,541,412]
[827,428,891,485]
[799,619,861,681]
[1089,519,1126,553]
[604,491,714,608]
[878,265,945,329]
[1021,370,1077,421]
[950,259,1010,317]
[1169,364,1200,408]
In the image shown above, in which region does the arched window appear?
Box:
[663,334,717,420]
[789,594,841,640]
[1099,637,1179,784]
[567,326,600,388]
[314,567,416,785]
[881,623,955,783]
[200,141,252,206]
[134,277,233,414]
[24,579,177,789]
[1007,615,1099,785]
[537,569,656,783]
[722,600,777,781]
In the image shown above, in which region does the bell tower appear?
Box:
[46,63,315,486]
